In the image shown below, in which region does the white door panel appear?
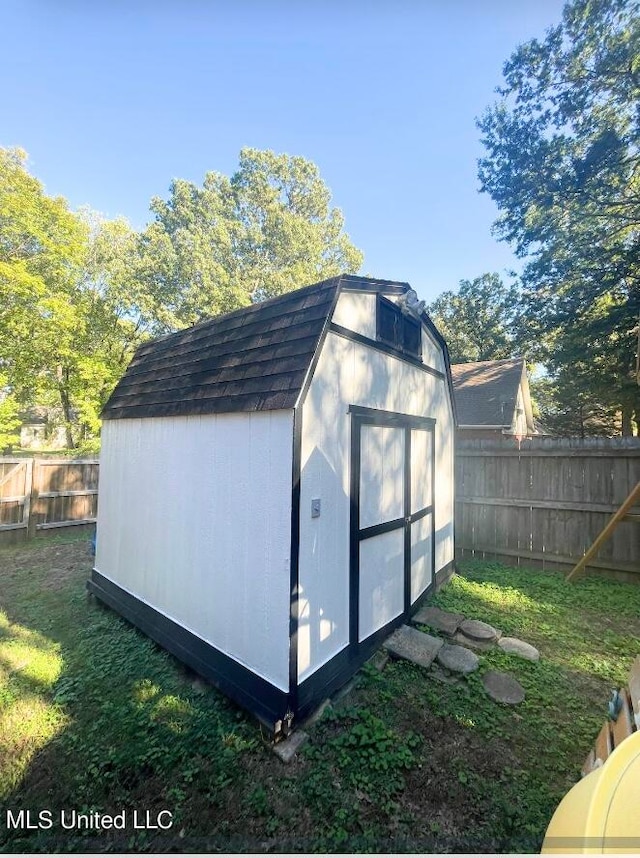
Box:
[411,428,432,514]
[359,425,404,529]
[410,514,433,602]
[358,529,405,641]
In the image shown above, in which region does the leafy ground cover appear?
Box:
[0,534,639,852]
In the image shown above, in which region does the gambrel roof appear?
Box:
[102,274,454,421]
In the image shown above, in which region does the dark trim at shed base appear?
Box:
[87,571,289,731]
[435,559,456,590]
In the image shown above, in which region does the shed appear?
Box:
[90,274,456,732]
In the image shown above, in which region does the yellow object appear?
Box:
[542,731,640,853]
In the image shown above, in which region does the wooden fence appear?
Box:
[0,457,98,545]
[455,436,640,581]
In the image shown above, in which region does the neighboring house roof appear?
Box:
[450,358,535,431]
[102,274,454,422]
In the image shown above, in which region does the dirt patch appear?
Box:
[0,539,93,597]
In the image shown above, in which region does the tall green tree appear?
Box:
[53,212,150,446]
[138,148,363,331]
[427,273,519,363]
[531,367,622,437]
[0,147,88,446]
[0,149,144,448]
[477,0,640,433]
[0,375,21,452]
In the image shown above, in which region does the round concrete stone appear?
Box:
[436,643,479,675]
[498,636,540,662]
[452,631,496,652]
[482,670,525,705]
[458,618,500,643]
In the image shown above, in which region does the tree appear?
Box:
[0,378,20,452]
[427,273,519,363]
[477,0,640,433]
[38,213,151,449]
[531,369,622,437]
[0,147,88,446]
[0,149,145,448]
[137,148,363,331]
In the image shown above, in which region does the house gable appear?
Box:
[451,358,534,433]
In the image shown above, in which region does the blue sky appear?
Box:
[3,1,566,303]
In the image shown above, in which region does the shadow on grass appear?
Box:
[0,538,263,853]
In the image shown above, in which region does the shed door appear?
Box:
[350,407,435,647]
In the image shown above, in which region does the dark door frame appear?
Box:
[349,405,436,648]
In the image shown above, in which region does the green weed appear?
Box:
[1,539,639,852]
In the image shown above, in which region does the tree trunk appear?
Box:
[622,408,633,437]
[57,366,76,449]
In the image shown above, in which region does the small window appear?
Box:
[403,315,421,356]
[376,295,422,360]
[377,297,400,349]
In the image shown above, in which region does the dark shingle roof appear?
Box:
[102,276,343,420]
[103,274,458,422]
[450,358,525,427]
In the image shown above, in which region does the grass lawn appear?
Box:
[0,534,639,853]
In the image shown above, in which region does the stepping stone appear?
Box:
[498,636,540,662]
[273,730,308,763]
[458,618,500,643]
[452,631,498,652]
[429,663,463,685]
[413,606,465,636]
[436,643,479,675]
[383,625,443,669]
[482,670,525,705]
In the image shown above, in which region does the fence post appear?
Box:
[26,458,38,539]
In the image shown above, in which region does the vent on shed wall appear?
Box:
[403,315,421,356]
[376,295,422,360]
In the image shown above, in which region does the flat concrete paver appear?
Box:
[413,606,465,636]
[383,624,443,669]
[482,670,525,705]
[498,636,540,662]
[273,730,308,763]
[436,643,479,674]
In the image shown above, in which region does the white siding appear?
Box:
[331,291,445,376]
[511,385,528,436]
[332,292,377,340]
[422,328,446,374]
[298,331,455,681]
[95,411,293,691]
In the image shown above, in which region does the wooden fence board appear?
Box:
[0,457,98,544]
[456,437,640,580]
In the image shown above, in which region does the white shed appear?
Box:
[91,275,457,732]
